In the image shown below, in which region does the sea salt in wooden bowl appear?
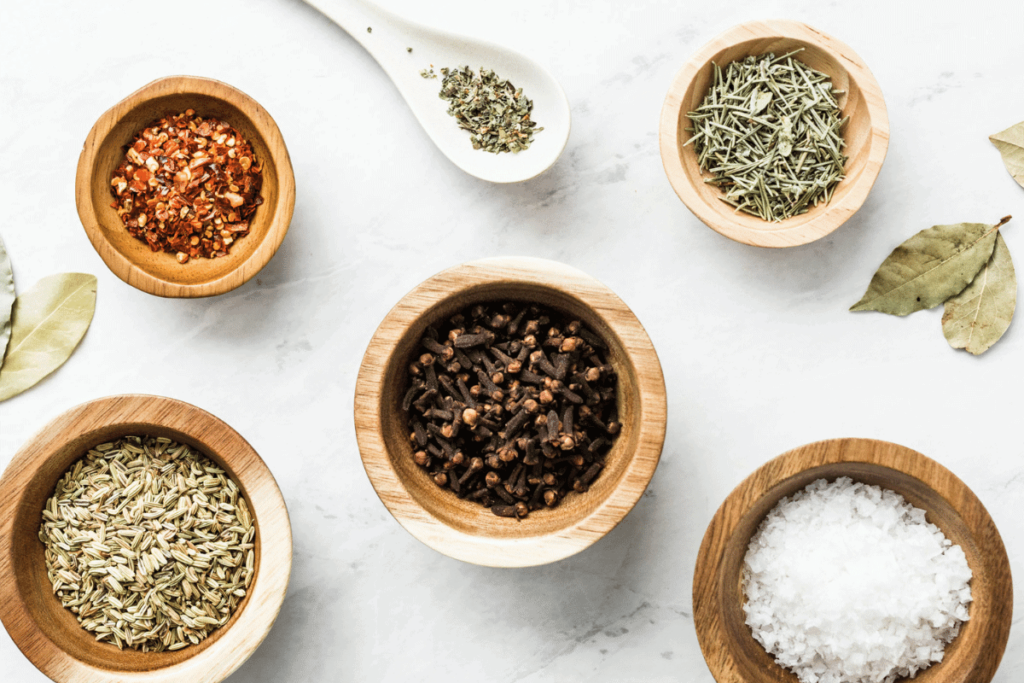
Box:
[659,20,889,248]
[0,395,292,683]
[694,438,1012,683]
[354,257,667,567]
[76,76,296,297]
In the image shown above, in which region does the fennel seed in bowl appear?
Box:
[39,436,255,652]
[684,50,849,222]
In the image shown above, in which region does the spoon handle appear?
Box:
[303,0,414,84]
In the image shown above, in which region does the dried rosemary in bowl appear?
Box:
[39,436,255,652]
[403,302,620,519]
[684,50,849,222]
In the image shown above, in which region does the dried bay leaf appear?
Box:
[0,273,97,402]
[0,234,14,363]
[991,121,1024,189]
[850,217,1011,316]
[942,232,1016,355]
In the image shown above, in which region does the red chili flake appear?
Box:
[109,109,263,264]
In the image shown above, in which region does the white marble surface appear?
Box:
[2,0,1023,680]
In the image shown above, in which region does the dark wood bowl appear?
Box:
[0,395,292,682]
[354,257,667,567]
[75,76,295,297]
[694,438,1013,683]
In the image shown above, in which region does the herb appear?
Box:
[684,50,849,222]
[407,47,412,53]
[851,217,1016,355]
[366,26,372,33]
[0,273,97,401]
[0,234,14,362]
[419,67,436,79]
[40,436,255,652]
[436,66,543,154]
[991,121,1024,189]
[850,217,1009,316]
[943,233,1016,355]
[403,302,620,518]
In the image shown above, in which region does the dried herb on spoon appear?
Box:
[431,66,543,154]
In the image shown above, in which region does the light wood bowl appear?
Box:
[694,438,1013,683]
[75,76,296,297]
[354,257,667,567]
[660,20,889,248]
[0,395,292,683]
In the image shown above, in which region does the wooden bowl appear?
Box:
[354,257,667,567]
[659,20,889,248]
[694,438,1013,683]
[0,395,292,683]
[75,76,296,297]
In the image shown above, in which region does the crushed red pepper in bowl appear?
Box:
[109,109,263,264]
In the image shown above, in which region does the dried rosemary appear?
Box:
[684,50,849,222]
[39,436,255,652]
[433,66,542,154]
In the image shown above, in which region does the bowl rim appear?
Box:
[659,19,890,248]
[693,437,1013,683]
[0,394,293,683]
[353,256,667,567]
[74,75,296,298]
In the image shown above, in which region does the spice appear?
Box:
[684,50,848,221]
[743,478,972,683]
[435,66,542,154]
[40,436,256,652]
[109,110,263,264]
[403,302,620,518]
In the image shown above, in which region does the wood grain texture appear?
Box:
[659,20,890,248]
[75,76,296,298]
[353,257,667,567]
[694,438,1013,683]
[0,395,292,682]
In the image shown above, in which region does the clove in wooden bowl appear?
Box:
[0,395,293,683]
[354,257,667,568]
[75,76,296,297]
[660,20,889,248]
[694,438,1013,683]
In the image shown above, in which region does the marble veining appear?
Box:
[1,1,1022,681]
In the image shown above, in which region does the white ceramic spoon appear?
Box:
[304,0,571,183]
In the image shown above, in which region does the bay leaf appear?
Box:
[942,232,1016,355]
[0,273,97,402]
[0,234,14,364]
[990,121,1024,189]
[850,217,1010,316]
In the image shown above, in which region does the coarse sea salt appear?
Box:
[743,477,972,683]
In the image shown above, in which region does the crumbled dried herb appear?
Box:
[403,302,620,518]
[435,66,542,154]
[684,50,848,222]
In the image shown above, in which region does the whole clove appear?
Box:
[403,301,620,519]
